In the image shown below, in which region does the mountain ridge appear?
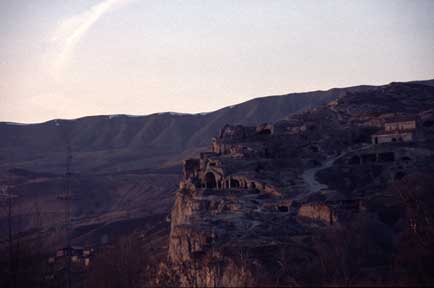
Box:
[1,79,433,174]
[4,78,433,125]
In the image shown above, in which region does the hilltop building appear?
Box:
[372,115,417,144]
[384,116,416,132]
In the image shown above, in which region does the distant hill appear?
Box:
[0,79,432,175]
[0,84,381,174]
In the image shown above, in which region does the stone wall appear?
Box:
[298,203,335,225]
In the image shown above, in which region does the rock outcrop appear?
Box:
[162,82,434,287]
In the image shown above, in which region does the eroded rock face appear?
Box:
[169,188,204,264]
[166,124,311,286]
[168,187,256,287]
[162,82,434,287]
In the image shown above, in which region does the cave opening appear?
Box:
[205,172,217,189]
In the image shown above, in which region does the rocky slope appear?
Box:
[0,82,383,249]
[162,81,434,286]
[1,79,433,267]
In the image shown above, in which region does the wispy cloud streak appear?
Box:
[51,0,130,78]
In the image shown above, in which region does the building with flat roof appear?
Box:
[384,116,416,132]
[372,115,416,144]
[371,130,413,144]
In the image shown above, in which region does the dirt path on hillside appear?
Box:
[301,144,373,197]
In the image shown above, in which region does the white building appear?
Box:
[372,115,416,144]
[371,130,413,144]
[384,116,416,132]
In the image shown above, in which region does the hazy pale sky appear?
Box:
[1,0,433,123]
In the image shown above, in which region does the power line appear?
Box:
[65,143,72,288]
[56,120,73,288]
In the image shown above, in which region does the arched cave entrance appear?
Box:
[258,128,272,135]
[205,172,217,189]
[278,206,289,212]
[250,182,256,189]
[230,178,240,188]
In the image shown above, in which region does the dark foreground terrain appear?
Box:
[1,79,434,287]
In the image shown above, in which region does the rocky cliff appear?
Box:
[163,81,434,287]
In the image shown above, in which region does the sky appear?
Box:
[1,0,433,123]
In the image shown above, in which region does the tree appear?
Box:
[0,184,17,288]
[0,184,48,288]
[390,174,434,285]
[86,234,147,288]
